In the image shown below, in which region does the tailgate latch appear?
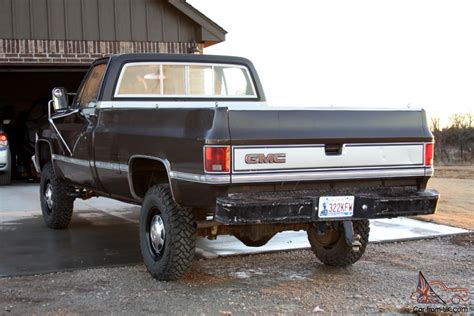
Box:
[324,144,344,156]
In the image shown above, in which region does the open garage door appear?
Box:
[0,66,88,182]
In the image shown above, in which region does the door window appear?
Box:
[76,63,107,108]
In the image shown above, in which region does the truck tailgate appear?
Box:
[227,108,432,181]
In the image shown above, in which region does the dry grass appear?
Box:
[416,166,474,230]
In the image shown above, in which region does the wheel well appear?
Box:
[37,141,52,170]
[129,157,170,199]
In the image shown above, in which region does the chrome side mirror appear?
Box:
[51,87,69,111]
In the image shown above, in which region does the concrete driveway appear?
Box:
[0,182,468,277]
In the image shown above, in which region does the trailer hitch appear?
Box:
[343,221,362,252]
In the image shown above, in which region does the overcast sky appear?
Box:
[189,0,474,123]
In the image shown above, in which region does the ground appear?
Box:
[1,234,472,315]
[0,166,472,314]
[418,165,474,230]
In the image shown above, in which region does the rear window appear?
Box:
[115,62,257,98]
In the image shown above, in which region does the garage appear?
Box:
[0,0,226,183]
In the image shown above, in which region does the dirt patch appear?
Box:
[434,165,474,180]
[1,235,472,314]
[450,233,474,247]
[413,166,474,230]
[181,266,236,286]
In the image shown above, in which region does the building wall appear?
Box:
[0,39,203,65]
[0,0,200,43]
[0,0,221,66]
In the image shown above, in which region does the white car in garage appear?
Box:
[0,125,12,185]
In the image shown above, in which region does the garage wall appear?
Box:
[0,39,202,65]
[0,0,200,43]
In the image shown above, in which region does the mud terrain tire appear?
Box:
[139,184,196,281]
[40,162,75,229]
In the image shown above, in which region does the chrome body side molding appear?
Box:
[231,167,431,184]
[52,154,431,187]
[169,171,230,184]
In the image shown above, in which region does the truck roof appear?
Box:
[96,53,265,102]
[107,53,255,68]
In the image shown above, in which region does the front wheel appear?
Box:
[40,162,75,229]
[307,220,370,266]
[139,184,196,281]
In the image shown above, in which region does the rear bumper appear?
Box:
[215,188,439,225]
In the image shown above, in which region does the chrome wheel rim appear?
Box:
[45,182,54,210]
[149,214,166,255]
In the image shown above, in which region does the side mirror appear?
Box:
[51,87,69,111]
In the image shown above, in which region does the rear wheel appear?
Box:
[139,184,196,281]
[40,162,75,229]
[307,220,370,266]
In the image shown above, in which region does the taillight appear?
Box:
[0,133,7,147]
[425,143,434,166]
[204,146,230,173]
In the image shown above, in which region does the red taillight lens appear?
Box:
[204,146,230,173]
[425,143,434,166]
[0,133,7,147]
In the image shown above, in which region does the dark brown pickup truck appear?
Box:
[34,53,439,280]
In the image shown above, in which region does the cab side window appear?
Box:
[76,63,107,108]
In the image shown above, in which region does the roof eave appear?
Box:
[167,0,227,46]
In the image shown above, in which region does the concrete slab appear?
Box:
[0,211,142,277]
[1,183,142,277]
[0,182,469,276]
[196,218,469,257]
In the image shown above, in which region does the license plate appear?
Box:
[318,196,355,218]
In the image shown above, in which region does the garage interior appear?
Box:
[0,0,226,182]
[0,66,88,179]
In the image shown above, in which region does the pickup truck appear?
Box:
[35,53,439,281]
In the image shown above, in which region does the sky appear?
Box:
[189,0,474,124]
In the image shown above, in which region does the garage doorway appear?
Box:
[0,66,88,182]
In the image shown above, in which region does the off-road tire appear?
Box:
[139,184,196,281]
[40,162,75,229]
[307,220,370,266]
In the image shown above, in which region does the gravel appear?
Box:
[1,233,473,315]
